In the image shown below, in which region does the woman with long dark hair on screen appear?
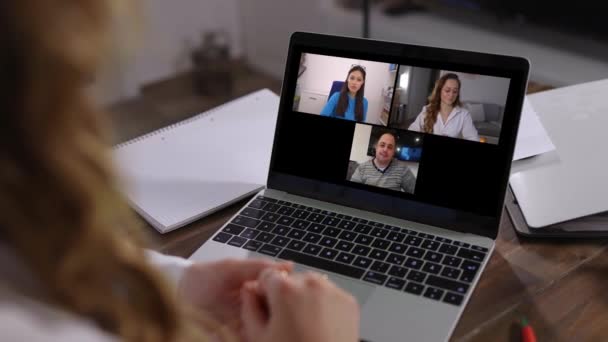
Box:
[409,73,479,141]
[0,1,360,341]
[321,65,369,122]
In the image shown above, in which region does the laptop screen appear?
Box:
[269,33,529,239]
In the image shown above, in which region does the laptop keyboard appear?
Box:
[212,195,489,307]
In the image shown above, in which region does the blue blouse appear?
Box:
[320,93,368,122]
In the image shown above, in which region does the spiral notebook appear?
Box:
[113,89,280,233]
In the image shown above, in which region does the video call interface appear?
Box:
[276,52,514,216]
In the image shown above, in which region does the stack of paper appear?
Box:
[114,89,280,233]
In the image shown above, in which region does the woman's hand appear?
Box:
[178,259,293,333]
[241,268,360,342]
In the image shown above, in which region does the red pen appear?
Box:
[521,316,537,342]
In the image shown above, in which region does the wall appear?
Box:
[297,53,394,125]
[350,124,373,163]
[239,1,608,88]
[298,54,358,94]
[91,56,128,106]
[404,67,434,120]
[442,71,510,106]
[93,0,242,104]
[324,5,608,86]
[238,0,328,80]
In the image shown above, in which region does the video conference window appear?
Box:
[293,53,398,126]
[389,67,510,144]
[347,124,423,194]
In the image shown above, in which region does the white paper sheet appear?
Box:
[513,97,556,161]
[114,89,279,233]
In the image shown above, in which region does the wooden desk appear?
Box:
[130,79,607,341]
[147,201,608,341]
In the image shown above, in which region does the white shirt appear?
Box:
[408,106,480,141]
[0,243,192,341]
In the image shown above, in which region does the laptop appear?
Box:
[510,80,608,228]
[190,32,529,342]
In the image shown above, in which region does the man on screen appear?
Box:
[350,132,417,194]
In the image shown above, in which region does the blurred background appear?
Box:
[101,0,608,145]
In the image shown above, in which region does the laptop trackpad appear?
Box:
[293,264,374,305]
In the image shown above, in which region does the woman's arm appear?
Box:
[408,108,426,132]
[460,110,480,141]
[145,250,193,289]
[320,92,339,116]
[363,98,369,122]
[0,281,114,341]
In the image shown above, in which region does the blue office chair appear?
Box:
[329,81,344,101]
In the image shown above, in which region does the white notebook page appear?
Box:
[114,89,280,232]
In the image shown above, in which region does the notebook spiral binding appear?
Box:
[113,92,257,149]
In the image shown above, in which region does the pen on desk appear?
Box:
[521,316,537,342]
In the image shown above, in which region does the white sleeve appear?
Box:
[0,250,191,342]
[145,250,193,288]
[460,110,480,141]
[408,107,426,132]
[0,290,115,342]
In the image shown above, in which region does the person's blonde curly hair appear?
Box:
[0,1,233,341]
[423,73,462,134]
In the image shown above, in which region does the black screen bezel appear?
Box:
[268,32,529,240]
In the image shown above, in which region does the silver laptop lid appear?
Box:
[511,79,608,227]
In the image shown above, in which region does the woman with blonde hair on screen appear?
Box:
[408,73,479,141]
[0,1,359,341]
